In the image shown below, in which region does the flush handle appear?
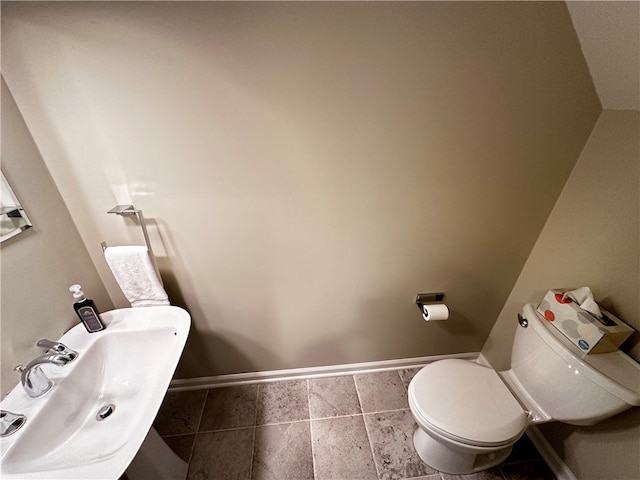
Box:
[517,313,528,328]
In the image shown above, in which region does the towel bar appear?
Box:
[102,205,163,286]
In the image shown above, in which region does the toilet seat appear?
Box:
[408,359,528,447]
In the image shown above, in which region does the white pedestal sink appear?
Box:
[0,306,191,480]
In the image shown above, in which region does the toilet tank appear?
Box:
[503,304,640,426]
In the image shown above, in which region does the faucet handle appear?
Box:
[0,410,27,437]
[37,339,78,362]
[36,339,66,351]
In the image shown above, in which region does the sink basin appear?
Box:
[0,306,190,479]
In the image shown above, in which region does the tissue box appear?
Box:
[537,289,634,354]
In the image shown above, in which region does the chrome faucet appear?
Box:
[14,340,78,398]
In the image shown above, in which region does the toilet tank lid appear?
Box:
[523,304,640,406]
[410,359,528,445]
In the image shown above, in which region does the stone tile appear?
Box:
[500,460,556,480]
[354,371,409,413]
[256,380,309,425]
[199,385,258,431]
[364,409,436,479]
[154,390,207,435]
[162,434,196,463]
[311,415,377,480]
[398,367,423,389]
[308,376,362,419]
[188,428,254,480]
[252,421,313,480]
[440,467,505,480]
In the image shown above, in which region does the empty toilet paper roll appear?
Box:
[422,304,449,321]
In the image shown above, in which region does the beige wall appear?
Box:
[482,111,640,480]
[1,2,600,378]
[1,79,113,396]
[566,1,640,110]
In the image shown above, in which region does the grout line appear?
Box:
[198,425,264,434]
[186,388,210,469]
[497,465,510,480]
[161,432,198,438]
[194,389,209,434]
[353,374,382,480]
[352,374,364,412]
[314,411,386,422]
[248,384,260,480]
[361,407,410,418]
[253,383,260,426]
[405,475,443,480]
[185,436,195,473]
[306,379,317,480]
[197,418,311,433]
[248,425,257,480]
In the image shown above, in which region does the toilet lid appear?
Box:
[409,359,528,446]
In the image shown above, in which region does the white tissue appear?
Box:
[104,246,169,308]
[562,286,602,319]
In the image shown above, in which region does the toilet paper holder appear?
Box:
[416,292,445,312]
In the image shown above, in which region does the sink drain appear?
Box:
[96,404,116,421]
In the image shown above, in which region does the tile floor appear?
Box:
[152,368,556,480]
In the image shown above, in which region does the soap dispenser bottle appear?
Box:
[69,284,105,333]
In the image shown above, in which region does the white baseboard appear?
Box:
[169,352,480,391]
[476,352,492,367]
[526,426,578,480]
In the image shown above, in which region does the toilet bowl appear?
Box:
[408,359,527,474]
[408,303,640,475]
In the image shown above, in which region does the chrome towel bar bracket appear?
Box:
[101,205,163,286]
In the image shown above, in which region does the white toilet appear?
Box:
[408,303,640,475]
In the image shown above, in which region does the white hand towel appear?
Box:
[104,246,169,308]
